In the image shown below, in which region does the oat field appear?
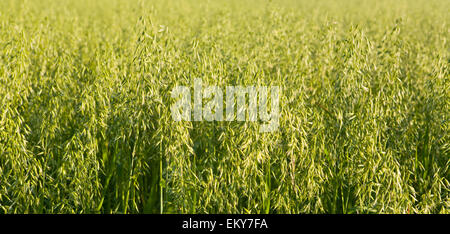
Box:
[0,0,448,213]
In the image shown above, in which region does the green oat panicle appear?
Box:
[0,0,448,214]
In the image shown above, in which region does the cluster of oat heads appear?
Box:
[0,0,448,214]
[171,78,281,133]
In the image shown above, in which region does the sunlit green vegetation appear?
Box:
[0,0,448,213]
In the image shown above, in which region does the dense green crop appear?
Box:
[0,0,448,214]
